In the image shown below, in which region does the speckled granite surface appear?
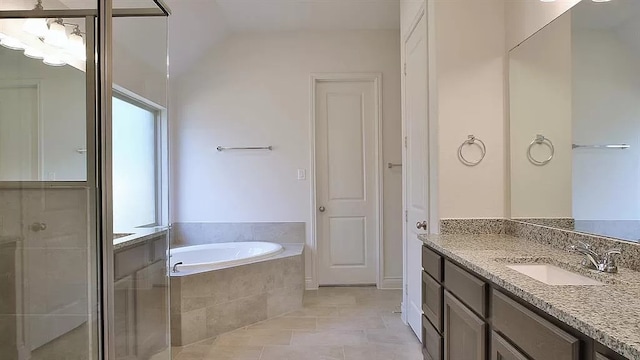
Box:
[420,233,640,359]
[508,220,640,272]
[113,227,169,251]
[440,218,506,235]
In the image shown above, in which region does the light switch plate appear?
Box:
[297,169,306,180]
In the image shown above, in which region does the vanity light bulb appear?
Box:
[24,47,45,59]
[44,21,68,48]
[0,36,26,51]
[67,32,85,61]
[23,18,49,38]
[43,54,66,66]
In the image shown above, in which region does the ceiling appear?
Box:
[166,0,400,76]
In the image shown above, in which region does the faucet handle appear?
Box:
[602,249,621,273]
[577,240,592,250]
[604,248,621,256]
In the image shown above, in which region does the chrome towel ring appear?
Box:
[458,135,486,167]
[527,134,554,166]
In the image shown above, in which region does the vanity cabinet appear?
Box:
[422,244,627,360]
[491,332,528,360]
[443,290,486,360]
[114,233,169,360]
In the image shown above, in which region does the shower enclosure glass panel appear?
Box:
[0,13,99,360]
[112,13,169,360]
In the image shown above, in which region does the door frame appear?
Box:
[401,1,440,323]
[309,73,384,289]
[0,80,43,180]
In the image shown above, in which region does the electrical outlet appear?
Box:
[297,169,306,181]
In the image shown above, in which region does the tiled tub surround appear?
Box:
[420,233,640,359]
[171,222,305,247]
[170,244,304,346]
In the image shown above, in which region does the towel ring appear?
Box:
[527,134,554,166]
[458,135,486,167]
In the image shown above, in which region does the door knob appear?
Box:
[30,222,47,232]
[319,206,326,212]
[416,221,427,231]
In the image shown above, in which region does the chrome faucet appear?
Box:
[172,262,183,273]
[570,241,621,273]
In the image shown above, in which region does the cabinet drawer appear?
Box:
[422,271,443,332]
[423,315,442,360]
[492,290,580,360]
[423,246,443,282]
[115,243,149,280]
[443,260,487,317]
[491,332,528,360]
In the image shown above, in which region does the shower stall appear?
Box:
[0,0,170,359]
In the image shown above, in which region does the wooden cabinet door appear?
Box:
[135,260,170,359]
[114,275,136,360]
[492,332,528,360]
[444,290,486,360]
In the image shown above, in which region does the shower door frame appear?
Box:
[0,1,170,358]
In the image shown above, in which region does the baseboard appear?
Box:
[305,277,317,290]
[379,276,403,290]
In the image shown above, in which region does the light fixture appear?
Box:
[43,54,66,66]
[44,18,68,48]
[24,47,44,59]
[67,25,85,61]
[592,0,612,2]
[0,36,26,51]
[23,0,48,38]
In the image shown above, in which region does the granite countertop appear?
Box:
[113,227,169,251]
[419,233,640,359]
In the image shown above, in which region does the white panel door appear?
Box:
[0,85,40,181]
[315,78,378,285]
[404,14,429,338]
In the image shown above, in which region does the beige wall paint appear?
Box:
[434,0,507,219]
[171,30,403,288]
[510,14,573,218]
[506,0,581,50]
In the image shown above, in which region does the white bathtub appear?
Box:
[170,242,284,275]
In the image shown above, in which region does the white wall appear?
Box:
[0,45,86,181]
[510,14,573,218]
[434,0,507,219]
[171,30,402,287]
[572,28,640,220]
[506,0,581,50]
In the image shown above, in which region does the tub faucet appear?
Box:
[172,262,183,273]
[569,241,620,273]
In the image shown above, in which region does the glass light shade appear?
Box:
[43,54,66,66]
[67,32,86,61]
[44,22,68,48]
[23,18,49,38]
[24,47,44,59]
[0,36,26,50]
[0,32,6,40]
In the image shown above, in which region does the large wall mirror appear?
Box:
[509,0,640,243]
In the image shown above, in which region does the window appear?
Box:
[112,94,160,231]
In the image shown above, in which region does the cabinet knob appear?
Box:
[416,221,427,231]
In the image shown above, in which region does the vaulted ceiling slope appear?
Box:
[166,0,400,76]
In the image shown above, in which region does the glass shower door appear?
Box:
[0,14,100,360]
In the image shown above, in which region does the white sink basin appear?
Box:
[507,264,604,285]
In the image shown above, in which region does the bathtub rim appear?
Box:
[169,243,303,277]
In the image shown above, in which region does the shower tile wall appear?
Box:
[0,188,93,359]
[171,222,305,247]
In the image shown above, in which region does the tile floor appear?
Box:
[171,287,423,360]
